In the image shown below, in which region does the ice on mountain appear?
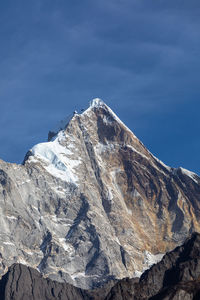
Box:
[179,167,199,184]
[90,98,105,108]
[3,241,15,246]
[152,155,171,172]
[31,131,80,183]
[126,145,149,159]
[143,251,164,270]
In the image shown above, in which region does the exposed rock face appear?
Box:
[0,98,199,289]
[106,232,200,300]
[0,263,116,300]
[1,233,200,300]
[0,264,88,300]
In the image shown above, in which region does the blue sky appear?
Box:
[0,0,199,174]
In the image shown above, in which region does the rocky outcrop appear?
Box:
[0,264,88,300]
[1,233,200,300]
[0,263,116,300]
[0,98,199,289]
[106,232,200,300]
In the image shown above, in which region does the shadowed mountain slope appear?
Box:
[1,233,200,299]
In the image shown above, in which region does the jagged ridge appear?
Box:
[0,99,199,289]
[1,233,200,299]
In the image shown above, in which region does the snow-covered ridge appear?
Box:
[179,167,199,184]
[30,131,80,183]
[152,155,171,172]
[29,98,199,188]
[89,98,105,108]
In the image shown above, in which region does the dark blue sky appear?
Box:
[0,0,199,174]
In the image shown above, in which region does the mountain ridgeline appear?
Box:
[1,232,200,299]
[0,98,199,293]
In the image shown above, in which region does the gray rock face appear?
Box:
[0,264,89,300]
[0,263,115,300]
[2,233,200,300]
[0,98,199,289]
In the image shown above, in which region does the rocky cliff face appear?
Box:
[1,233,200,300]
[106,232,200,300]
[0,263,116,300]
[0,264,89,300]
[0,98,199,289]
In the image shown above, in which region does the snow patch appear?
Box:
[31,131,80,183]
[71,271,99,280]
[179,167,199,184]
[133,270,143,278]
[58,238,74,252]
[111,168,124,197]
[143,251,164,270]
[107,187,113,201]
[24,250,34,256]
[132,188,141,198]
[6,216,17,220]
[152,155,171,172]
[127,208,133,215]
[95,142,115,155]
[18,258,28,265]
[90,98,105,108]
[3,241,14,246]
[31,206,38,211]
[102,114,113,126]
[71,271,86,280]
[126,145,149,160]
[115,237,121,245]
[50,215,72,225]
[18,179,31,185]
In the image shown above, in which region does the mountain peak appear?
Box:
[83,98,138,140]
[89,98,106,108]
[48,98,107,141]
[83,98,110,117]
[0,99,200,290]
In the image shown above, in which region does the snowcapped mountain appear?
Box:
[0,98,199,289]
